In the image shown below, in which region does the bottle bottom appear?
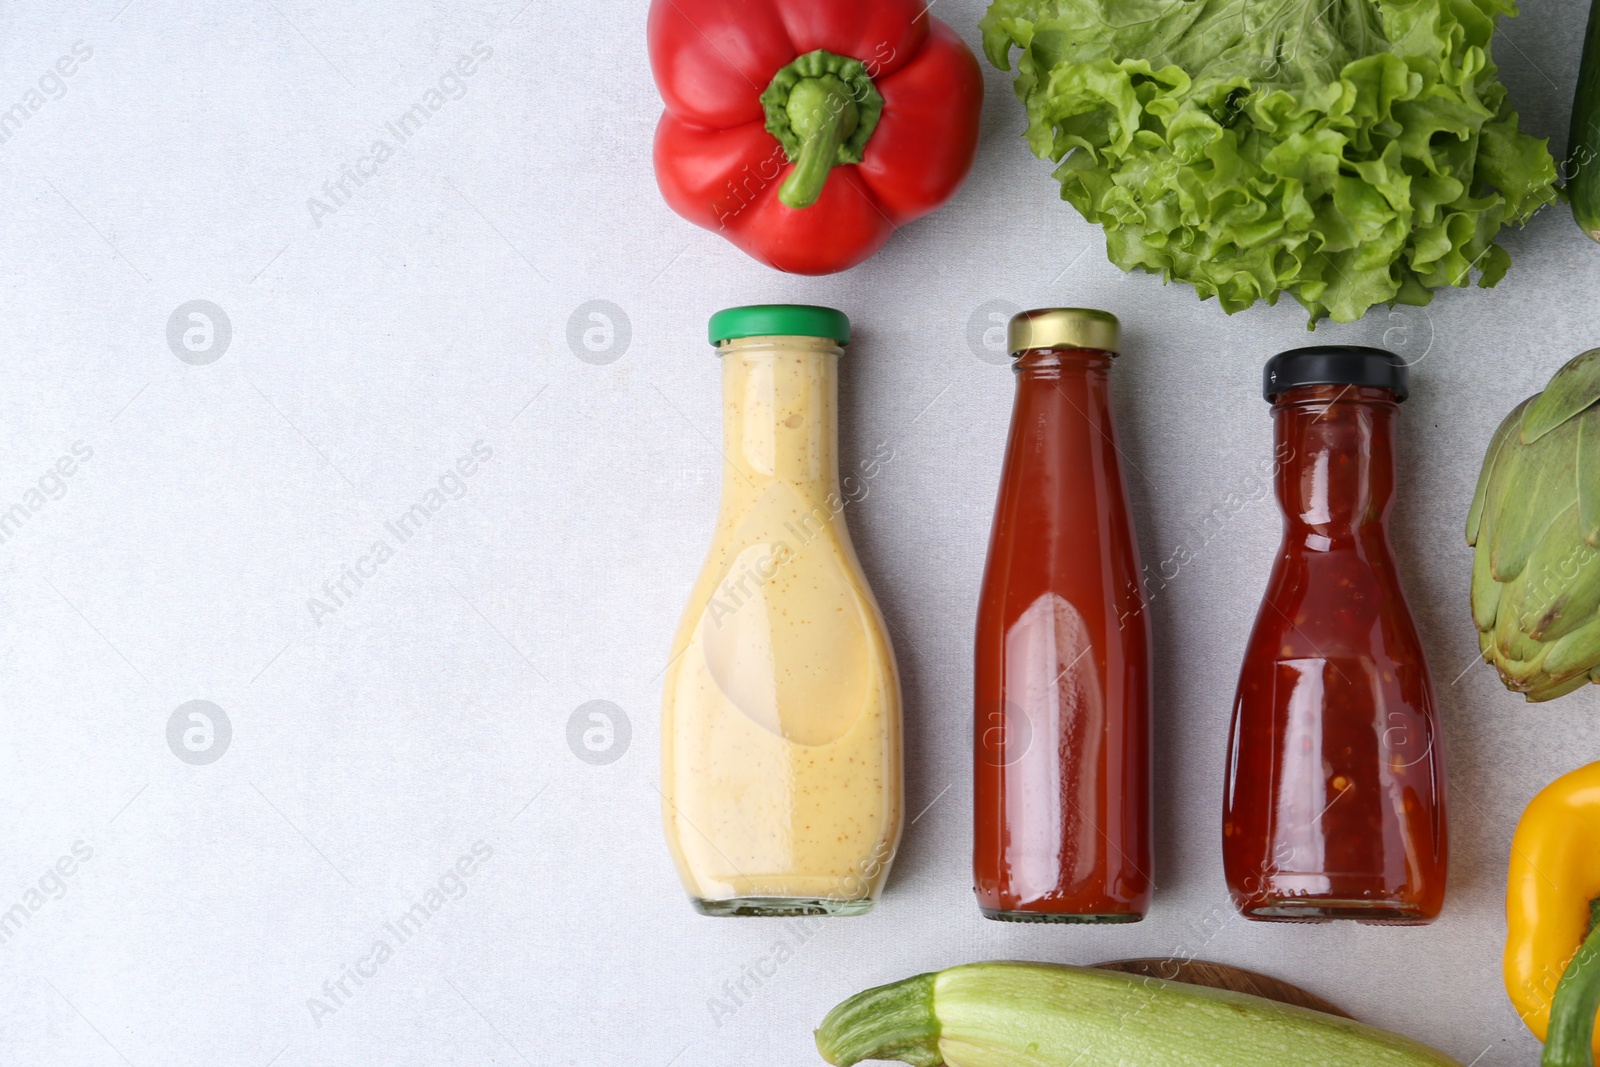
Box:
[1236,897,1436,925]
[691,896,875,918]
[981,907,1144,925]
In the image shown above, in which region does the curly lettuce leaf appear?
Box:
[981,0,1558,323]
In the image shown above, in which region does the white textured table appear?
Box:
[0,0,1593,1063]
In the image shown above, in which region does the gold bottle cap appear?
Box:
[1007,308,1119,356]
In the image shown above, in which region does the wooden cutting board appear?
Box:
[1093,958,1353,1019]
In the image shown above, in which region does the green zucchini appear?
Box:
[814,961,1461,1067]
[1572,0,1600,242]
[1541,916,1600,1066]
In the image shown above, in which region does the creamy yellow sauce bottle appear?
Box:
[661,305,903,916]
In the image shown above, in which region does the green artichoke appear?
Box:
[1468,349,1600,701]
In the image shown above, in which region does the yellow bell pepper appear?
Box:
[1505,760,1600,1065]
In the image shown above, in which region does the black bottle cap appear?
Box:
[1263,345,1409,402]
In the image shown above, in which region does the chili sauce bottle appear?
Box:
[973,308,1153,923]
[1223,346,1448,923]
[660,305,903,916]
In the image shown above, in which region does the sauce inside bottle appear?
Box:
[1224,347,1448,923]
[661,306,902,916]
[973,308,1152,923]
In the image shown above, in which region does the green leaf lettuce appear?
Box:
[980,0,1559,323]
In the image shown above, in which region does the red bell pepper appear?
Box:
[647,0,984,275]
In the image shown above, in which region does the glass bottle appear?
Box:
[1224,346,1448,923]
[973,308,1153,923]
[661,304,903,916]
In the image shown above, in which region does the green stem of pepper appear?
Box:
[777,76,857,207]
[779,76,859,209]
[759,49,884,211]
[1543,899,1600,1066]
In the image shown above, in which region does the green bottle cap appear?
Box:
[708,304,850,347]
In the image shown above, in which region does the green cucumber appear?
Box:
[1572,0,1600,242]
[815,961,1462,1067]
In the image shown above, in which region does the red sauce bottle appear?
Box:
[1224,346,1448,923]
[973,309,1152,923]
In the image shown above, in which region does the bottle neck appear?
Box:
[1271,384,1399,538]
[718,336,841,496]
[1013,346,1113,383]
[1009,347,1116,448]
